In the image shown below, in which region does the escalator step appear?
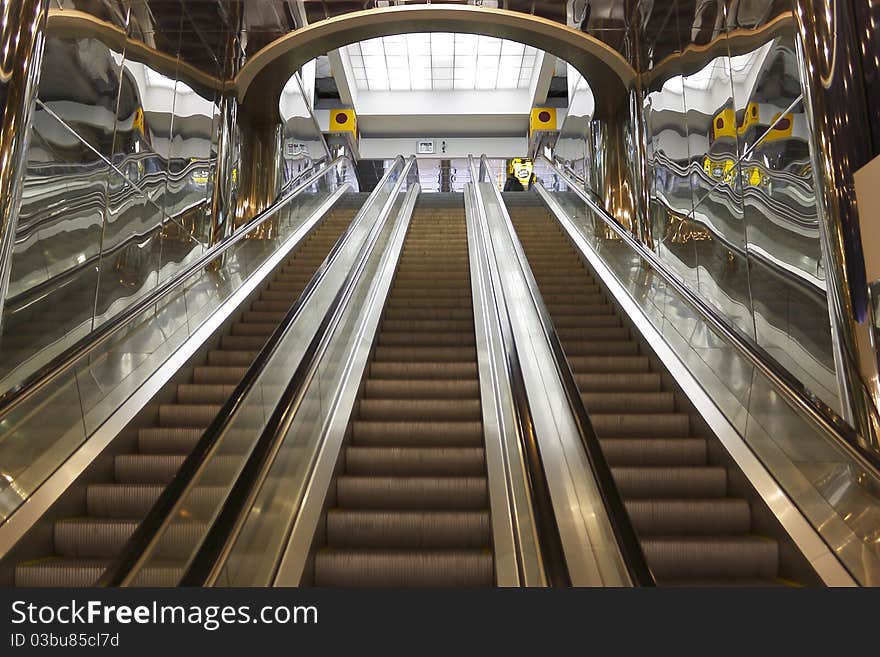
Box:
[336,476,488,509]
[612,466,727,498]
[345,447,485,476]
[351,421,484,446]
[363,379,479,399]
[357,399,481,421]
[326,510,490,548]
[626,499,751,535]
[314,549,493,587]
[641,536,779,581]
[600,438,708,466]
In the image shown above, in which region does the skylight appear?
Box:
[345,33,539,92]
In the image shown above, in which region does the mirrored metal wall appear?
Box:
[556,0,843,416]
[0,3,233,392]
[0,2,330,395]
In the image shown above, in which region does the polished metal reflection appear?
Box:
[0,160,351,524]
[793,0,880,448]
[0,0,51,336]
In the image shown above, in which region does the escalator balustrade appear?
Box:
[13,195,365,586]
[508,195,788,586]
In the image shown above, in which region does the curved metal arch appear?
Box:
[234,4,637,120]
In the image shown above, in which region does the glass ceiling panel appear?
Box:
[345,33,540,92]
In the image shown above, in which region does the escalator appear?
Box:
[13,193,367,586]
[312,193,494,587]
[506,194,791,586]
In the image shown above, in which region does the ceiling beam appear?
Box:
[530,50,557,106]
[327,48,357,107]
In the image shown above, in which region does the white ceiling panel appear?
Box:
[345,32,540,92]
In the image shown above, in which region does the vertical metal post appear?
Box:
[0,0,50,332]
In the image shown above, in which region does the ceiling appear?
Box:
[344,33,541,92]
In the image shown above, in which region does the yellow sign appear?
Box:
[330,109,357,136]
[529,108,557,137]
[132,107,145,134]
[508,157,534,186]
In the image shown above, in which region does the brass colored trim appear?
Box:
[234,5,636,118]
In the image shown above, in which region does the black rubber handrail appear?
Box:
[179,157,416,586]
[98,156,409,586]
[539,155,880,476]
[481,156,656,586]
[467,162,570,586]
[0,157,350,424]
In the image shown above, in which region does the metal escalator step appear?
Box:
[336,476,488,509]
[206,350,257,366]
[176,384,237,404]
[373,346,476,362]
[114,454,184,484]
[568,355,651,372]
[15,558,109,587]
[158,404,221,427]
[381,319,474,332]
[259,289,299,301]
[192,366,248,384]
[641,536,779,581]
[137,428,202,453]
[314,549,493,587]
[364,379,479,399]
[220,335,267,350]
[86,483,227,518]
[626,499,751,535]
[612,467,727,498]
[552,314,620,328]
[581,392,676,413]
[547,303,614,316]
[345,447,485,476]
[242,310,285,322]
[54,518,207,559]
[352,421,484,446]
[377,331,475,346]
[600,438,707,466]
[230,323,275,337]
[86,484,162,517]
[357,399,481,421]
[558,327,629,341]
[387,297,471,309]
[575,372,662,391]
[564,340,639,356]
[369,361,477,379]
[384,307,473,320]
[326,510,490,548]
[250,300,294,313]
[590,412,689,437]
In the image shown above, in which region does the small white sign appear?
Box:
[285,142,307,157]
[416,140,435,154]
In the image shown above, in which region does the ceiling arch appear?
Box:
[235,4,636,121]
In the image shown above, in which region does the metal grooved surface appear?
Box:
[507,195,788,586]
[314,194,494,587]
[12,196,365,587]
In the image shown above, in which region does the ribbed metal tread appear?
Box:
[314,203,493,587]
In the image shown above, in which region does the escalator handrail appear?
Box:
[466,158,569,586]
[535,155,880,476]
[178,157,417,586]
[480,155,656,586]
[0,156,352,423]
[98,155,409,586]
